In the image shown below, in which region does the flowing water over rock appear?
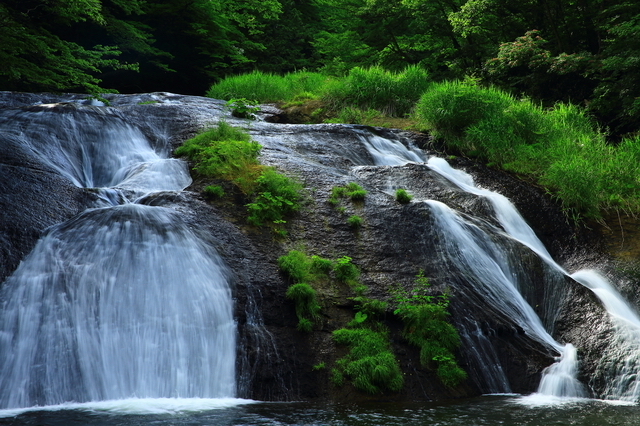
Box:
[0,99,237,409]
[0,92,639,416]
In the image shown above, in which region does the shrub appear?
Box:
[332,328,404,394]
[286,283,321,332]
[347,215,362,229]
[395,188,412,204]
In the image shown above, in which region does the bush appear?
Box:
[395,188,412,204]
[332,328,404,394]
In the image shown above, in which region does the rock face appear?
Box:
[0,91,632,403]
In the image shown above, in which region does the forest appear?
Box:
[2,0,639,139]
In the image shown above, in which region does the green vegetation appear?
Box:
[225,98,260,119]
[175,121,302,229]
[347,215,362,229]
[392,271,466,388]
[286,283,321,332]
[415,80,640,219]
[203,185,224,199]
[329,183,367,206]
[207,71,331,103]
[331,327,404,394]
[395,189,413,204]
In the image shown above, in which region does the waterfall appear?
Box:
[0,105,237,409]
[571,270,640,401]
[352,135,585,397]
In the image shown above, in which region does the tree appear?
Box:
[0,0,136,93]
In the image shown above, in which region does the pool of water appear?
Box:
[1,395,639,426]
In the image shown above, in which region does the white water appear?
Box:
[422,156,640,401]
[571,270,640,401]
[354,135,585,398]
[0,107,237,410]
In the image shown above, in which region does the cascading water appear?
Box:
[422,156,640,401]
[349,134,585,397]
[0,104,238,409]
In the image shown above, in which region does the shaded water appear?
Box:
[0,396,639,425]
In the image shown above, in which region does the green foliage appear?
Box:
[393,271,466,388]
[174,121,262,194]
[415,81,640,219]
[322,65,431,117]
[312,362,326,371]
[333,256,360,283]
[207,70,332,102]
[332,328,404,394]
[246,168,303,226]
[286,283,321,332]
[278,250,313,283]
[226,98,260,119]
[203,185,225,199]
[347,215,362,229]
[395,189,413,204]
[176,121,303,227]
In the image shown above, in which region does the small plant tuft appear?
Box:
[226,98,259,119]
[203,185,224,199]
[286,283,321,332]
[347,215,362,229]
[395,188,412,204]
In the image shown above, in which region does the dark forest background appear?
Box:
[1,0,639,137]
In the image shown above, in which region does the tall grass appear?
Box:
[322,65,430,117]
[207,65,431,118]
[415,80,640,219]
[206,70,331,103]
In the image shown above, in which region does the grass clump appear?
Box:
[322,65,430,117]
[392,271,466,388]
[175,121,303,229]
[332,327,404,394]
[207,70,332,103]
[329,182,367,206]
[395,188,412,204]
[347,215,362,229]
[286,283,321,332]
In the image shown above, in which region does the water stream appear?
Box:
[2,96,640,423]
[0,105,239,410]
